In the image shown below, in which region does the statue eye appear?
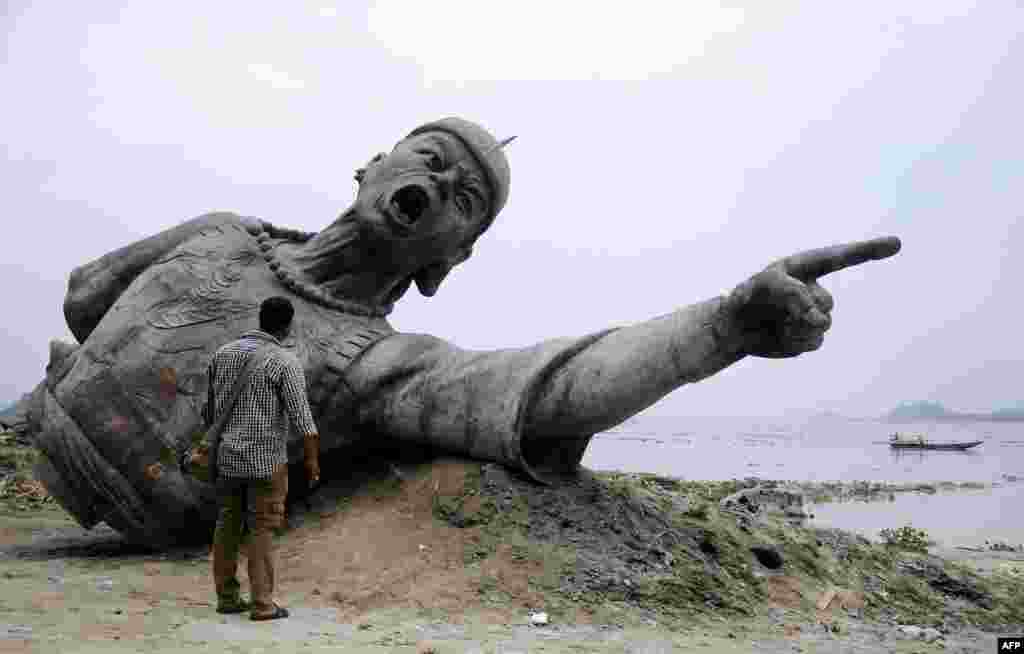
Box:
[454,192,471,215]
[416,149,445,172]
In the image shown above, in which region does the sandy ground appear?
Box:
[0,462,1021,653]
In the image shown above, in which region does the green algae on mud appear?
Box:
[0,437,56,513]
[417,461,1022,632]
[801,479,990,505]
[428,465,799,621]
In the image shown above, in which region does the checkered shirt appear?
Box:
[203,329,318,479]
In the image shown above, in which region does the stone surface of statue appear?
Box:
[22,117,901,546]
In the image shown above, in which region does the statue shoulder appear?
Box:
[301,319,397,433]
[64,212,266,343]
[341,332,450,396]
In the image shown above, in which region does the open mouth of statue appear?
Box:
[386,185,431,230]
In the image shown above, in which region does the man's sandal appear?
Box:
[250,605,289,621]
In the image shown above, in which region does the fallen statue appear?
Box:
[20,117,901,545]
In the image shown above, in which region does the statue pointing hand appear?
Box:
[22,117,901,545]
[724,237,901,358]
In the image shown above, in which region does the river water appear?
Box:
[581,414,1024,547]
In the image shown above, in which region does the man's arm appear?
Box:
[64,212,260,342]
[202,359,217,429]
[278,356,320,483]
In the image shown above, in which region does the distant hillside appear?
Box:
[885,400,1024,422]
[0,393,32,425]
[887,401,951,420]
[991,407,1024,420]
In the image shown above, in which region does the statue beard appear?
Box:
[293,208,414,306]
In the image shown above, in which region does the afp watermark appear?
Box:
[999,637,1024,651]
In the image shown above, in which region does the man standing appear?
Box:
[204,296,320,621]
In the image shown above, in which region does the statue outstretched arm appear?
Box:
[341,298,741,482]
[343,237,900,483]
[523,296,744,438]
[63,212,260,342]
[526,237,902,437]
[343,330,616,482]
[340,300,740,483]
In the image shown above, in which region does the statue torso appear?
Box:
[55,221,393,456]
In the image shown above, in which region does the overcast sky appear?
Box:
[2,1,1021,417]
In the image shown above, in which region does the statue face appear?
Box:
[353,132,494,269]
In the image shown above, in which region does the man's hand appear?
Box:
[187,446,209,468]
[722,236,901,358]
[303,433,321,488]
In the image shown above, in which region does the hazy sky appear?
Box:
[2,1,1021,417]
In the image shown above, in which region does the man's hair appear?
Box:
[259,297,295,335]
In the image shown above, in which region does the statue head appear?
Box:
[351,117,514,297]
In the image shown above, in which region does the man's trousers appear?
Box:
[212,463,289,616]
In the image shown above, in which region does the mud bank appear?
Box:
[0,441,1021,653]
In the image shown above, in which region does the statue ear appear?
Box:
[414,248,473,297]
[355,153,388,184]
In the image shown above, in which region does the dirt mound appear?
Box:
[272,451,1023,632]
[274,452,816,624]
[275,457,544,624]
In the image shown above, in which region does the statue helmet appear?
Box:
[406,117,513,237]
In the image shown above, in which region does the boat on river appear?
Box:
[889,433,983,450]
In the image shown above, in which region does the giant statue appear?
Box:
[22,117,900,546]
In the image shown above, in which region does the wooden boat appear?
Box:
[889,433,983,450]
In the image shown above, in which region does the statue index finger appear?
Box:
[784,236,902,281]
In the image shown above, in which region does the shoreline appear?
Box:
[2,437,1022,652]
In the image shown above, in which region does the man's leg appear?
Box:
[212,476,250,612]
[248,463,289,619]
